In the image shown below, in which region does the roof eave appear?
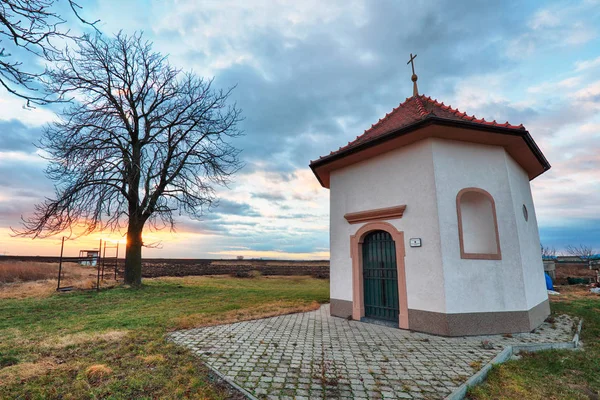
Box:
[430,117,551,172]
[310,115,551,172]
[309,162,326,188]
[310,117,433,169]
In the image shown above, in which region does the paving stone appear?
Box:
[169,304,574,399]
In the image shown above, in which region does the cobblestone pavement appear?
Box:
[169,305,573,399]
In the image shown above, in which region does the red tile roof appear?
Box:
[313,94,526,162]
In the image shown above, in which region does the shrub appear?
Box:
[232,270,251,278]
[567,277,592,285]
[232,270,262,278]
[248,270,262,278]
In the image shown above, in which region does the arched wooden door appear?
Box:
[362,230,399,322]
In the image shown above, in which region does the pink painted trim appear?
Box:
[344,205,406,224]
[350,222,409,329]
[456,187,502,260]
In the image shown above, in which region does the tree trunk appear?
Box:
[124,222,143,286]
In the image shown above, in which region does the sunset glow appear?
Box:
[1,0,599,258]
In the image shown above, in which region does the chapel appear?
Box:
[309,55,551,336]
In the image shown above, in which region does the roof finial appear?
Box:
[407,53,418,97]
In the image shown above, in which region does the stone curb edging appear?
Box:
[166,333,259,400]
[204,362,260,400]
[445,318,584,400]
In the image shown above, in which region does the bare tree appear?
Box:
[541,243,556,259]
[0,0,97,105]
[565,244,596,261]
[14,32,243,285]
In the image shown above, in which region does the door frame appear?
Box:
[350,222,409,329]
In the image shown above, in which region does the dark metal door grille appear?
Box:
[362,230,399,322]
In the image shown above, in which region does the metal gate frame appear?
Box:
[350,221,409,329]
[362,230,400,322]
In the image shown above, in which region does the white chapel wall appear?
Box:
[504,153,548,310]
[431,138,529,314]
[329,139,445,313]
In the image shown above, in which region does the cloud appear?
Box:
[529,9,561,30]
[0,120,43,152]
[2,0,600,257]
[528,77,582,94]
[0,149,50,227]
[0,92,56,126]
[575,56,600,72]
[212,199,261,217]
[506,1,597,59]
[148,0,531,174]
[572,80,600,106]
[251,192,286,202]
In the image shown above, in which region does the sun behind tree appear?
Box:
[15,31,243,286]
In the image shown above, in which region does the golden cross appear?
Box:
[407,53,419,96]
[407,53,417,75]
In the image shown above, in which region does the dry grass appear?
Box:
[551,284,599,303]
[555,264,597,280]
[470,360,483,370]
[0,261,61,283]
[173,299,322,330]
[0,262,113,299]
[156,274,319,286]
[0,276,328,399]
[0,279,60,299]
[469,284,600,399]
[0,357,66,386]
[39,330,128,349]
[85,364,113,384]
[210,260,329,267]
[138,354,166,365]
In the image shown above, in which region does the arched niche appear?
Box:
[456,188,501,260]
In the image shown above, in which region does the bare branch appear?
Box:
[540,243,556,259]
[565,244,596,261]
[143,240,163,249]
[13,31,243,284]
[0,0,98,106]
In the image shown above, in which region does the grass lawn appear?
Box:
[0,275,329,399]
[468,286,600,400]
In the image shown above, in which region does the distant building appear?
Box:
[310,61,550,336]
[79,250,99,266]
[556,256,586,263]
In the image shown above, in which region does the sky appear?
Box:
[0,0,599,258]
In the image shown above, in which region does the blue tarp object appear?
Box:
[545,272,554,291]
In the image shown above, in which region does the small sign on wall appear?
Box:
[409,238,422,247]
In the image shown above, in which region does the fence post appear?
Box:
[56,236,65,291]
[96,239,102,291]
[115,242,120,280]
[101,240,106,281]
